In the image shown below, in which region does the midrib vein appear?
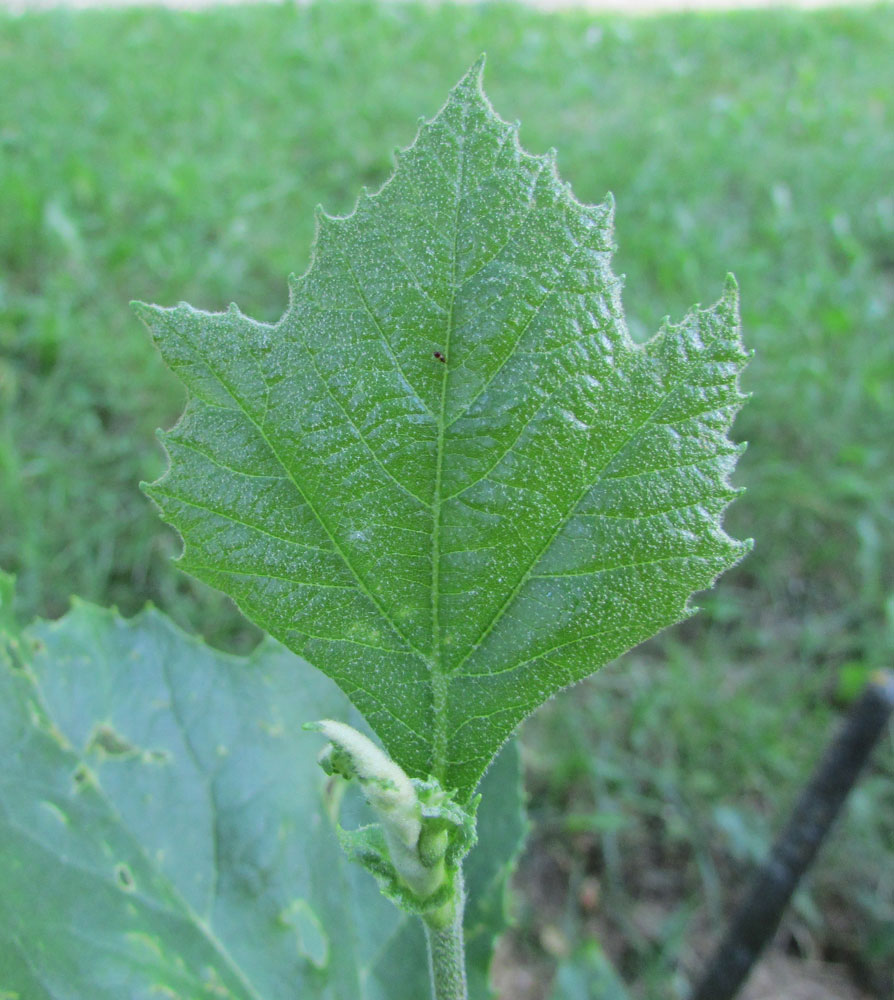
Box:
[431,120,467,782]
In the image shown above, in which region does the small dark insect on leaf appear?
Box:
[434,351,447,363]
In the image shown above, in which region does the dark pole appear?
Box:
[690,670,894,1000]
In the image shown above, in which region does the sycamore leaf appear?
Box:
[0,579,524,999]
[137,59,749,801]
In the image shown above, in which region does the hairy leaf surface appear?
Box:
[0,583,523,999]
[138,60,749,799]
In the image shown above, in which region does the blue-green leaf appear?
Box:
[0,590,523,999]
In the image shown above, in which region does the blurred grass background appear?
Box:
[2,2,892,995]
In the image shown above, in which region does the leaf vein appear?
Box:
[446,223,596,429]
[293,308,434,510]
[151,486,335,557]
[456,159,545,285]
[450,375,689,676]
[191,564,360,591]
[175,328,432,665]
[341,248,436,420]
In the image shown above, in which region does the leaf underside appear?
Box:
[138,59,750,800]
[0,590,524,999]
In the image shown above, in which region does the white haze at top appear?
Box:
[0,0,879,14]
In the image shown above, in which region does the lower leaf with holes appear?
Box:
[0,574,525,999]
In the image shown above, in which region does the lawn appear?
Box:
[2,1,892,995]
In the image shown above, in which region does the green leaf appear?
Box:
[0,596,524,999]
[137,58,749,800]
[549,944,631,1000]
[0,569,16,635]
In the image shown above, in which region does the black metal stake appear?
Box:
[690,670,894,1000]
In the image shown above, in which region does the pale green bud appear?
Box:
[305,720,440,898]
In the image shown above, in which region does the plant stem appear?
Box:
[423,872,468,1000]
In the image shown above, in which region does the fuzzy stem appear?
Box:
[423,872,468,1000]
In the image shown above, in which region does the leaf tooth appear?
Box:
[459,52,486,91]
[505,119,523,154]
[541,146,559,178]
[313,202,335,228]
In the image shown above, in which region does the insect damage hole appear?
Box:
[71,763,95,792]
[89,723,137,757]
[115,863,136,892]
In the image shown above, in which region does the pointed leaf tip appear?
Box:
[130,300,154,324]
[452,55,486,97]
[721,272,740,311]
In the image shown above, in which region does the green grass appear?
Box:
[523,643,894,996]
[2,1,893,992]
